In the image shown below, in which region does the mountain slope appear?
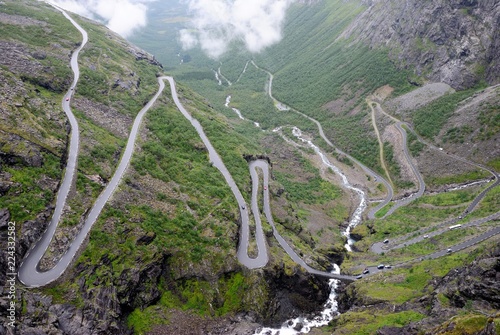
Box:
[1,0,499,334]
[128,0,500,334]
[0,1,337,334]
[341,0,500,89]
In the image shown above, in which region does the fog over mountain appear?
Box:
[47,0,294,57]
[179,0,295,58]
[47,0,152,37]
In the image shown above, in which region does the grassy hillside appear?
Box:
[135,0,415,173]
[128,1,500,334]
[1,1,358,333]
[3,0,498,334]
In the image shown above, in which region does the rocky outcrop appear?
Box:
[4,223,330,335]
[262,266,330,325]
[0,131,44,168]
[336,245,500,334]
[17,208,52,260]
[431,246,500,312]
[147,310,260,335]
[16,293,101,335]
[341,0,500,89]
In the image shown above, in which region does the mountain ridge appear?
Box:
[341,0,500,89]
[0,0,499,334]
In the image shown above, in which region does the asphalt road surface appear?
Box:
[18,6,88,287]
[164,77,269,269]
[250,160,355,282]
[251,61,394,220]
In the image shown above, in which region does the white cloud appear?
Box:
[48,0,151,37]
[180,0,295,58]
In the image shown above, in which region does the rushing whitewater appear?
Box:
[256,127,367,334]
[225,95,261,127]
[289,127,367,251]
[255,265,340,335]
[225,86,364,334]
[214,69,222,85]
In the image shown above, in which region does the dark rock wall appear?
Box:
[432,246,500,311]
[342,0,500,89]
[336,245,500,334]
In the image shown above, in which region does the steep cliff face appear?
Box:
[0,2,333,334]
[431,246,500,314]
[341,0,500,89]
[335,244,500,334]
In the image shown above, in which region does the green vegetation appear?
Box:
[0,2,78,93]
[412,88,480,139]
[383,141,415,190]
[487,157,500,171]
[426,169,491,186]
[323,109,383,174]
[415,189,477,207]
[75,18,160,117]
[468,185,500,218]
[254,1,412,105]
[477,103,500,140]
[127,272,265,334]
[42,284,84,309]
[436,314,500,335]
[374,202,394,218]
[73,109,126,178]
[443,125,474,144]
[0,1,80,46]
[349,249,479,303]
[274,166,341,206]
[127,305,170,335]
[173,82,262,192]
[372,203,465,239]
[405,126,425,156]
[132,106,235,202]
[0,152,62,223]
[330,310,425,335]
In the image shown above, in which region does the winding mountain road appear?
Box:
[19,32,170,284]
[369,101,426,218]
[373,100,498,219]
[250,61,394,220]
[18,6,88,287]
[368,101,499,265]
[249,160,355,281]
[369,101,394,188]
[241,62,499,278]
[20,7,268,287]
[20,7,498,288]
[164,77,269,269]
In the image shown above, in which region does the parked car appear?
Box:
[66,97,69,101]
[423,235,429,239]
[383,239,389,244]
[377,264,385,269]
[356,275,363,279]
[363,269,369,274]
[447,248,452,253]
